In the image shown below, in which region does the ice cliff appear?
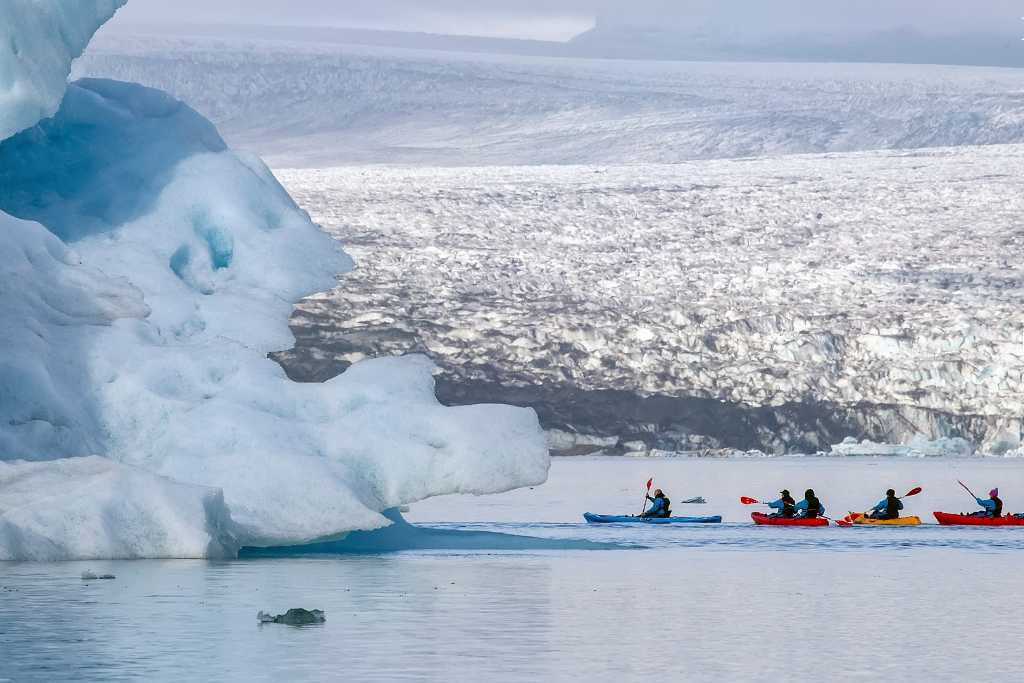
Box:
[0,2,548,560]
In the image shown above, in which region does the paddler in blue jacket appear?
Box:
[767,489,796,518]
[640,489,671,518]
[795,489,825,519]
[868,489,903,520]
[972,489,1003,518]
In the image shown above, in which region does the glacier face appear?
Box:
[274,151,1024,455]
[0,4,548,560]
[78,33,1024,168]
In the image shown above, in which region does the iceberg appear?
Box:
[0,2,548,560]
[0,0,126,141]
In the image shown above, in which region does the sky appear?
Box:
[112,0,1023,41]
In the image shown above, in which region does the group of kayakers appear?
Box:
[640,484,1018,520]
[765,489,826,519]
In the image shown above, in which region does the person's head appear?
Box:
[654,489,663,497]
[805,489,815,499]
[990,488,999,499]
[886,489,896,497]
[780,489,790,498]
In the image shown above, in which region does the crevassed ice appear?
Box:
[0,3,548,560]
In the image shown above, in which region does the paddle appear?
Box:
[640,478,653,516]
[958,480,978,501]
[740,496,763,505]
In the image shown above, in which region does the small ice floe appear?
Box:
[257,609,326,626]
[80,571,116,581]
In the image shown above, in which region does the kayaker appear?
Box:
[868,489,903,520]
[795,489,825,519]
[767,489,796,518]
[641,489,672,518]
[972,488,1003,518]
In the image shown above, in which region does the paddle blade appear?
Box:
[646,478,653,490]
[740,496,761,505]
[835,519,852,527]
[904,487,922,497]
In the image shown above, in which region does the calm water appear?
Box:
[3,457,1024,681]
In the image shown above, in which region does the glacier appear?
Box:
[274,157,1024,456]
[78,32,1024,168]
[0,3,548,560]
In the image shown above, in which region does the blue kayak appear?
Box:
[583,513,722,524]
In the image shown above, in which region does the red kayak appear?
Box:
[933,512,1024,526]
[751,512,828,527]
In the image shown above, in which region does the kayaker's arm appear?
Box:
[976,497,996,511]
[871,499,886,512]
[767,498,784,510]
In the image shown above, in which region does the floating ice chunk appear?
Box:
[257,609,325,625]
[0,76,548,558]
[830,435,976,458]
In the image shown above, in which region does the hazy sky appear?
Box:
[112,0,1023,41]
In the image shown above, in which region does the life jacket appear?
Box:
[659,496,672,518]
[781,496,796,517]
[804,496,822,518]
[885,496,901,519]
[992,496,1003,518]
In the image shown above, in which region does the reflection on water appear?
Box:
[2,530,1023,681]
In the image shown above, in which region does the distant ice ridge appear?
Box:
[0,3,548,560]
[555,435,1010,460]
[78,33,1024,167]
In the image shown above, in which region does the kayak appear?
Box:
[852,516,922,526]
[583,513,722,524]
[751,512,828,527]
[933,512,1024,526]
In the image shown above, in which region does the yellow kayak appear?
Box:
[852,515,922,526]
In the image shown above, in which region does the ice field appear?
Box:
[276,149,1024,454]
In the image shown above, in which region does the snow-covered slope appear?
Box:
[78,34,1024,167]
[0,3,548,560]
[275,149,1024,455]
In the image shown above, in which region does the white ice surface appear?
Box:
[0,0,124,140]
[0,456,233,561]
